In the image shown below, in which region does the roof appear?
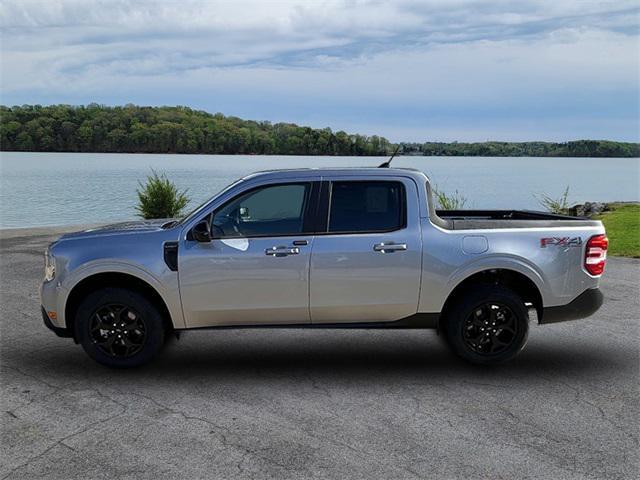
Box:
[240,167,428,182]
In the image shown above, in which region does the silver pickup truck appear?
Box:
[41,168,608,368]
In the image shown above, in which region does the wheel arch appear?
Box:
[64,271,174,342]
[439,268,544,329]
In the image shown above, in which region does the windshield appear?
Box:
[176,177,246,225]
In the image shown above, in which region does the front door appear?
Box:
[310,178,422,323]
[179,181,316,328]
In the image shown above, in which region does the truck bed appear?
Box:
[435,209,601,230]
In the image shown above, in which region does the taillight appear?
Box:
[584,234,608,276]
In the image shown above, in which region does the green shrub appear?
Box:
[136,170,190,219]
[535,185,570,214]
[433,186,468,210]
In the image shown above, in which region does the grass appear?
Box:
[432,185,468,210]
[535,185,570,215]
[594,203,640,258]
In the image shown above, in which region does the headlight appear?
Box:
[44,250,55,282]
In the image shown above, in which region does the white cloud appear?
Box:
[0,0,638,141]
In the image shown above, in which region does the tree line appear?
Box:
[0,104,391,156]
[400,140,639,158]
[1,104,638,157]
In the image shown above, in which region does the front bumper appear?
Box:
[41,306,72,338]
[540,288,604,324]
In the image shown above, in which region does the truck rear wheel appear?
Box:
[443,284,529,364]
[74,288,165,368]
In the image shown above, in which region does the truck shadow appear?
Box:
[22,330,633,385]
[156,341,623,379]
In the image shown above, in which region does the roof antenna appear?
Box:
[378,145,400,168]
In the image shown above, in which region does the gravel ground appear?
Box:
[1,227,638,480]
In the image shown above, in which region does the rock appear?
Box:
[569,202,608,217]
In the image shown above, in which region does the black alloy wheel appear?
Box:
[75,287,166,368]
[89,304,147,358]
[443,284,529,364]
[462,302,518,355]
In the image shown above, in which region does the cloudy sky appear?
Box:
[1,0,638,142]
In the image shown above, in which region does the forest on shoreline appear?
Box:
[1,104,638,157]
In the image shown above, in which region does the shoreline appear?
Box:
[0,223,103,240]
[2,151,640,158]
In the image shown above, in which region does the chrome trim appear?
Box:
[265,246,300,256]
[373,242,407,253]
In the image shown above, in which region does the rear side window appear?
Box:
[328,181,405,233]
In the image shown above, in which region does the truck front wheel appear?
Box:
[443,285,529,364]
[74,287,165,368]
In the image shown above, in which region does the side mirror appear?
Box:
[192,220,211,243]
[239,206,250,219]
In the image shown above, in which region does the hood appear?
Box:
[59,218,177,240]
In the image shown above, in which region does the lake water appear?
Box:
[0,152,638,228]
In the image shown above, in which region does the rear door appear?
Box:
[309,176,422,324]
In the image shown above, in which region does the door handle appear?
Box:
[265,246,300,256]
[373,242,407,253]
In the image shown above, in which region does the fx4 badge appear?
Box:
[540,237,582,248]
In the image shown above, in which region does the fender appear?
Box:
[59,259,186,329]
[439,254,549,311]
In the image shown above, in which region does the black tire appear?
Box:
[75,287,165,368]
[443,284,529,365]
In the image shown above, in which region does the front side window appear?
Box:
[328,181,405,233]
[212,183,311,238]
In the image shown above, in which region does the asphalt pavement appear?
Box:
[1,226,638,479]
